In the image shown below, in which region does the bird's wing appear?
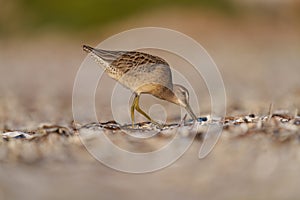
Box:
[85,46,170,74]
[110,51,170,74]
[87,48,126,65]
[83,45,172,87]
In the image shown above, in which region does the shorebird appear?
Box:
[83,45,197,127]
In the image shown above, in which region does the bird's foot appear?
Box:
[151,120,164,129]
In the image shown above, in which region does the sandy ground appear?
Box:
[0,8,300,200]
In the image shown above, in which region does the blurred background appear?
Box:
[0,1,300,200]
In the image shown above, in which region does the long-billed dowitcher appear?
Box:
[83,45,197,127]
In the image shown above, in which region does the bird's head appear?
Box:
[172,84,197,121]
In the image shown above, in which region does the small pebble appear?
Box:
[197,117,207,122]
[249,114,255,118]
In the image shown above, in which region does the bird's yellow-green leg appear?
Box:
[131,94,138,128]
[134,95,163,128]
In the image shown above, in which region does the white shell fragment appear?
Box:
[2,131,34,139]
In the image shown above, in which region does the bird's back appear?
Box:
[85,47,174,93]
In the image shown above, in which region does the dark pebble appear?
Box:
[15,134,26,139]
[197,117,207,122]
[249,114,255,118]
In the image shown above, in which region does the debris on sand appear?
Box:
[0,112,299,143]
